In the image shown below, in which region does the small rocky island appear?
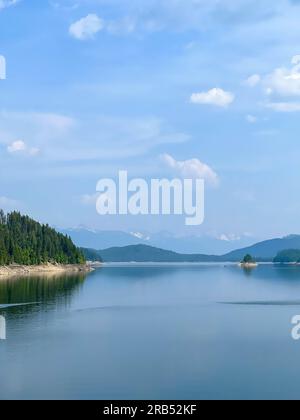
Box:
[239,254,258,268]
[0,210,91,277]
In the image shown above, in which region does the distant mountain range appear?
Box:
[223,235,300,261]
[61,228,256,255]
[82,235,300,262]
[82,245,217,263]
[81,234,300,263]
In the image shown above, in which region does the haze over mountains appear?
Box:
[65,228,300,263]
[61,228,256,255]
[224,235,300,261]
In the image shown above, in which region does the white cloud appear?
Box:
[63,116,189,161]
[7,140,40,156]
[69,14,104,40]
[263,58,300,97]
[291,55,300,66]
[0,111,189,164]
[0,55,6,80]
[69,0,289,34]
[69,13,139,38]
[246,114,257,123]
[252,56,300,112]
[245,74,261,87]
[0,0,19,10]
[0,111,75,157]
[7,140,26,153]
[190,88,235,108]
[161,153,219,187]
[265,102,300,112]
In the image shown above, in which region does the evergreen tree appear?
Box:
[0,210,85,266]
[242,254,256,264]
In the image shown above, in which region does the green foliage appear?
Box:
[82,245,220,263]
[80,248,103,262]
[242,254,256,264]
[273,249,300,264]
[0,210,85,266]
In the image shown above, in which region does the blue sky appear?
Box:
[1,0,300,240]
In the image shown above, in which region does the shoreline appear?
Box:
[239,262,258,268]
[100,261,269,267]
[0,263,93,278]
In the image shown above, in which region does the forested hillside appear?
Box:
[273,249,300,263]
[0,210,85,266]
[81,245,218,263]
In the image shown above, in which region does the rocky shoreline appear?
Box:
[0,263,93,278]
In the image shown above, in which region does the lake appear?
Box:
[1,264,300,400]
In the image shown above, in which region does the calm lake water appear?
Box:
[1,264,300,400]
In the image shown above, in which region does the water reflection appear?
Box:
[99,264,235,281]
[241,266,256,277]
[237,264,300,283]
[0,273,87,315]
[2,265,300,399]
[98,266,178,280]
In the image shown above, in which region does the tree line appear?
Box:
[273,249,300,264]
[0,210,85,266]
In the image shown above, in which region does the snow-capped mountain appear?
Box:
[60,228,258,255]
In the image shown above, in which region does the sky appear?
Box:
[1,0,300,240]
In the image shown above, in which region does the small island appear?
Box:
[239,254,258,268]
[0,210,92,277]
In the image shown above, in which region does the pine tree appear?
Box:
[0,210,85,266]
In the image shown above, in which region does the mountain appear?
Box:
[60,228,146,250]
[82,248,103,262]
[147,232,255,254]
[82,245,218,263]
[81,235,300,263]
[61,228,256,255]
[0,210,85,266]
[223,235,300,261]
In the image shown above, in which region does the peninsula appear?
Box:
[0,210,90,277]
